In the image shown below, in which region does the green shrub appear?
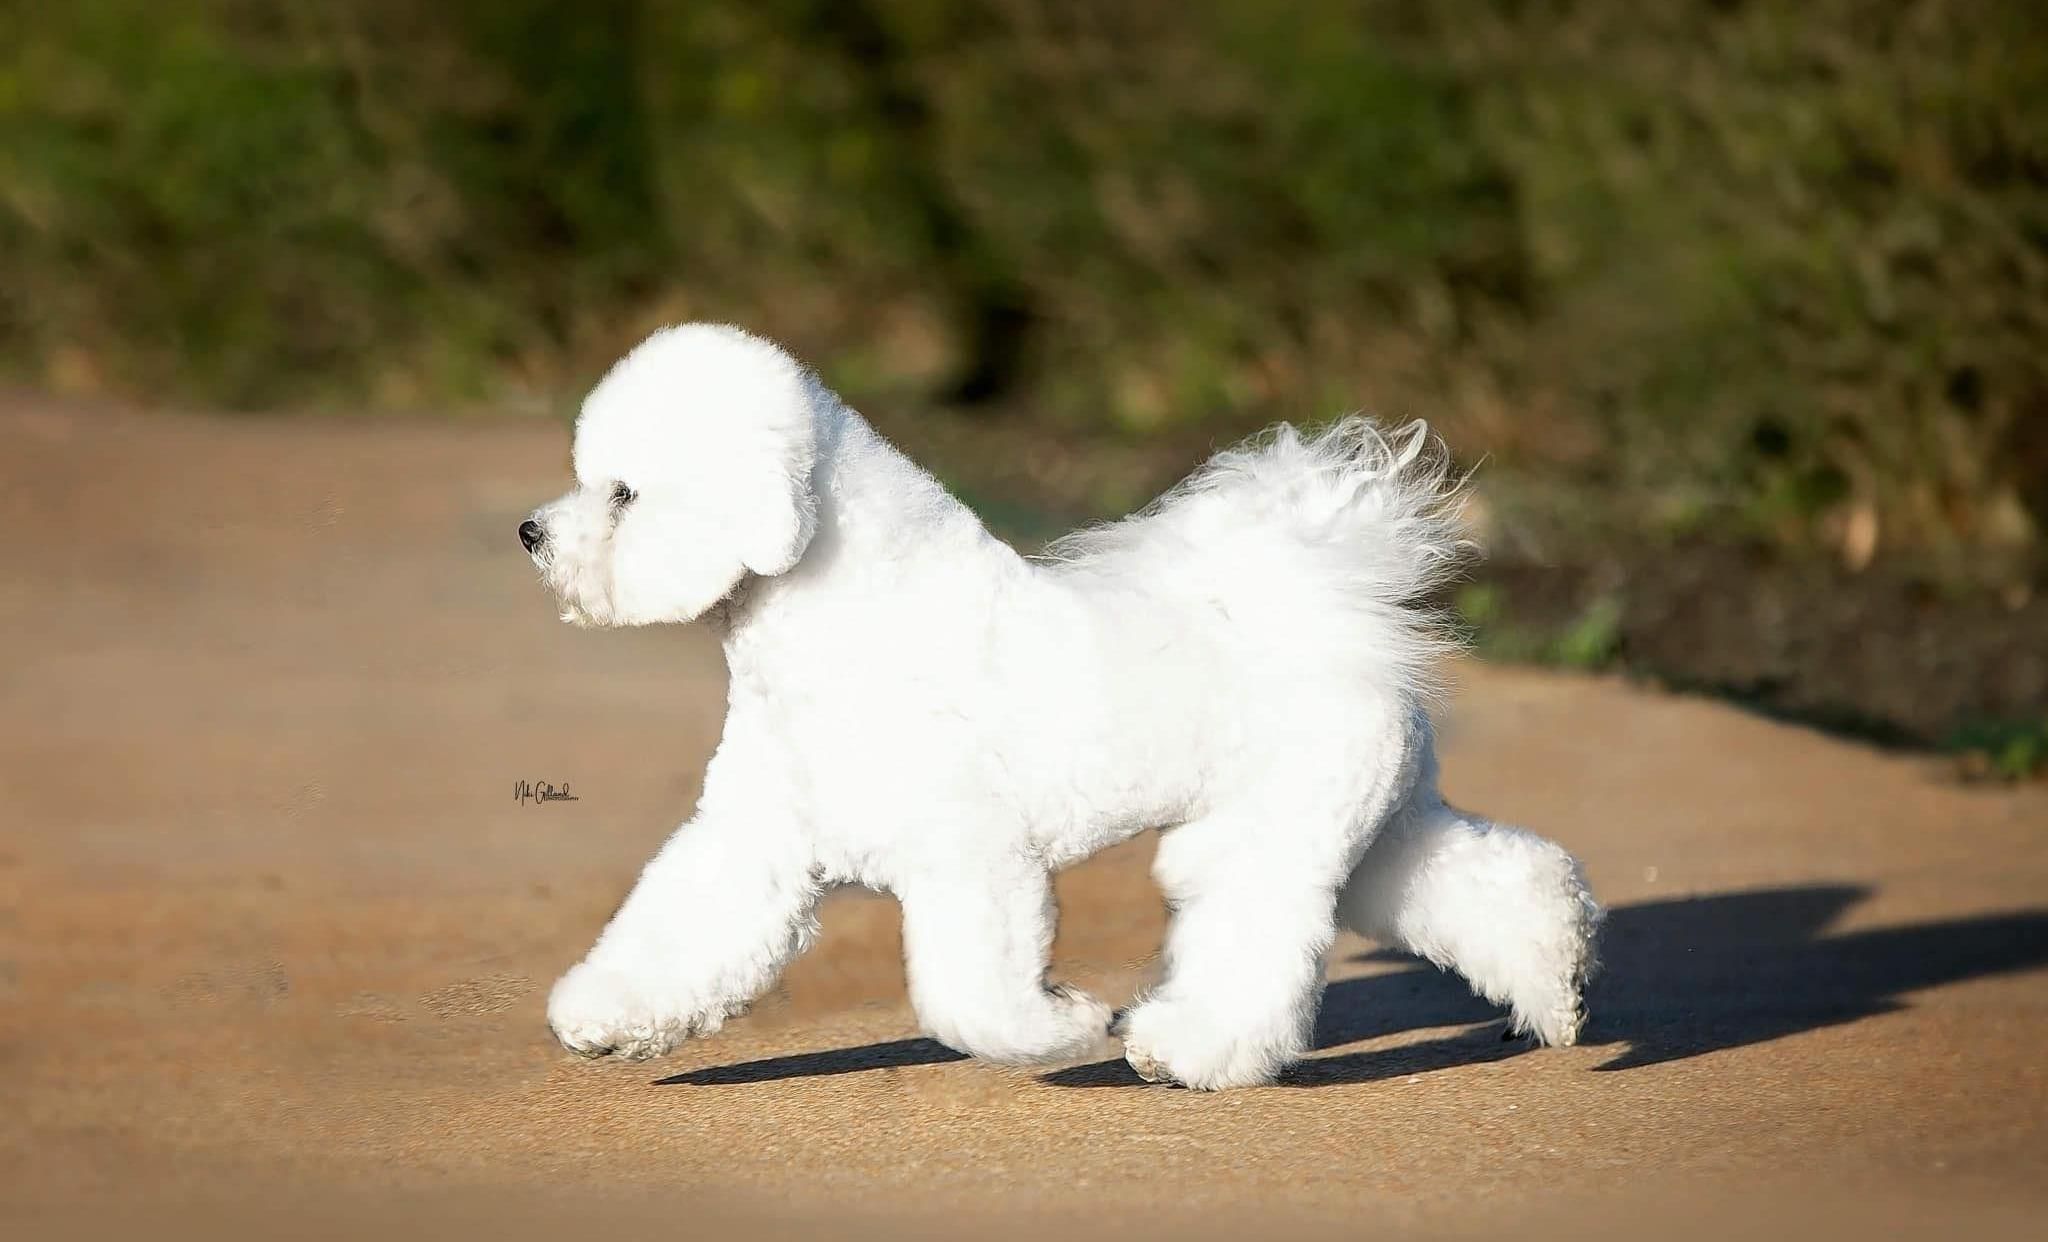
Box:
[1948,718,2048,782]
[2,1,2043,579]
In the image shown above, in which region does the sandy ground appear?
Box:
[2,399,2044,1239]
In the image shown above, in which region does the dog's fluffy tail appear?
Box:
[1041,417,1470,693]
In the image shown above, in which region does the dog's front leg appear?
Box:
[898,847,1113,1065]
[547,809,820,1060]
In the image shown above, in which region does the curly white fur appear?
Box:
[525,323,1600,1089]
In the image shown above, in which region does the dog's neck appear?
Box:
[712,404,1016,672]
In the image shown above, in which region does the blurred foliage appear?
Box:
[3,0,2045,580]
[1455,582,1623,670]
[1947,717,2048,782]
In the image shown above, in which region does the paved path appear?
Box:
[3,401,2042,1238]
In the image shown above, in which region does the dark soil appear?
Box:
[1466,543,2048,753]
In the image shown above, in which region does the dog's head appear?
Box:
[522,324,821,626]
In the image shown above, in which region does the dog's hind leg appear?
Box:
[1336,787,1600,1046]
[899,847,1114,1065]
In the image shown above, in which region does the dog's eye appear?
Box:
[609,482,637,510]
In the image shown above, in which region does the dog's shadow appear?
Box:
[657,1034,968,1086]
[658,885,2048,1090]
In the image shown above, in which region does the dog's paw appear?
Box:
[1507,963,1590,1048]
[545,962,724,1060]
[1036,983,1117,1060]
[1115,996,1293,1090]
[922,983,1115,1065]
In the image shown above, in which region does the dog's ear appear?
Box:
[737,453,818,576]
[577,323,825,584]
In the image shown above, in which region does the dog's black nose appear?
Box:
[518,519,544,553]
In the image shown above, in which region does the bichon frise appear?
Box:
[523,324,1600,1089]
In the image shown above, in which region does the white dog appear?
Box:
[523,323,1600,1089]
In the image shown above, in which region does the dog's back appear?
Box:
[1039,418,1467,702]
